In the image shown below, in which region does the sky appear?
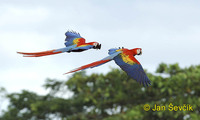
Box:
[0,0,200,112]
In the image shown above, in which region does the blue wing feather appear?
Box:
[64,31,82,47]
[71,45,93,51]
[108,48,119,55]
[114,55,151,86]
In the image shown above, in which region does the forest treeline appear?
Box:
[0,63,200,120]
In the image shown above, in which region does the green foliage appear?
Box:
[0,87,7,116]
[0,63,200,120]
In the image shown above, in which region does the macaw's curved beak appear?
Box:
[94,44,101,49]
[138,51,142,55]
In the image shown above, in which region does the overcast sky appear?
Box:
[0,0,200,111]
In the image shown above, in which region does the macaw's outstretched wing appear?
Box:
[64,31,85,47]
[113,53,151,87]
[64,50,121,74]
[70,45,94,52]
[17,46,75,57]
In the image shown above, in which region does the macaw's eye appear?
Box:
[93,43,97,46]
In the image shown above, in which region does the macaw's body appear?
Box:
[17,31,101,57]
[65,47,151,86]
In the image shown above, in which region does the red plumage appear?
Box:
[64,59,111,74]
[17,50,62,57]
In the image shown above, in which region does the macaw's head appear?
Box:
[90,42,101,50]
[130,48,142,56]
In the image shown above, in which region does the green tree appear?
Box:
[0,63,200,120]
[0,87,7,116]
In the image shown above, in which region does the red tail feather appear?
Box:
[64,59,111,74]
[17,50,62,57]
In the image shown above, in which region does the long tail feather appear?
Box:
[64,59,111,74]
[17,50,62,57]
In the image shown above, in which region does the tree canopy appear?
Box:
[0,63,200,120]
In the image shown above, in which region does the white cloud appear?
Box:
[0,32,53,52]
[0,6,49,27]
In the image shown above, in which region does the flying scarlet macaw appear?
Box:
[65,47,151,86]
[17,31,101,57]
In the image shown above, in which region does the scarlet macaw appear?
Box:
[65,47,151,86]
[17,31,101,57]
